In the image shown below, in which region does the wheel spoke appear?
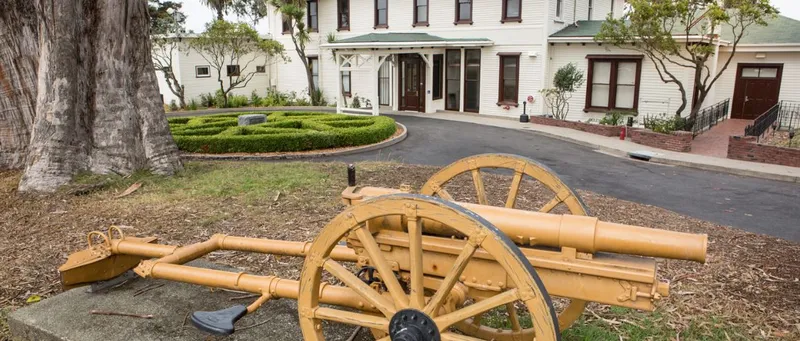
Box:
[441,332,485,341]
[424,240,477,316]
[354,227,409,309]
[314,307,390,330]
[407,216,425,309]
[434,289,519,332]
[539,194,564,213]
[323,260,396,316]
[471,169,488,205]
[506,302,522,332]
[505,171,523,208]
[436,187,454,201]
[471,312,483,326]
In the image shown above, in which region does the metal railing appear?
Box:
[776,100,800,131]
[745,102,782,141]
[689,98,730,137]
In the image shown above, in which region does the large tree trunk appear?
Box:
[19,0,183,192]
[0,1,38,170]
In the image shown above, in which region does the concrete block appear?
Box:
[238,114,267,126]
[9,261,369,341]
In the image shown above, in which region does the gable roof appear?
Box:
[550,15,800,45]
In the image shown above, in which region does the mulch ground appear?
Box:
[0,162,798,340]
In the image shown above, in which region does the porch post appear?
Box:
[336,53,343,114]
[371,52,380,116]
[424,53,434,114]
[391,56,399,111]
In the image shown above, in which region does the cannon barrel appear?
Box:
[345,187,707,263]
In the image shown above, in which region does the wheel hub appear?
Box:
[389,309,440,341]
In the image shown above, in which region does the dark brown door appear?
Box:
[732,64,783,119]
[399,54,425,112]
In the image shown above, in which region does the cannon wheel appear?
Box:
[298,194,560,341]
[420,153,589,335]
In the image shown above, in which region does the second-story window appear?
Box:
[338,0,350,30]
[555,0,563,20]
[502,0,522,22]
[455,0,473,24]
[413,0,429,26]
[307,0,318,32]
[375,0,388,28]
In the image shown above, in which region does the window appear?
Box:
[256,66,266,73]
[433,54,443,100]
[375,0,388,28]
[226,65,240,77]
[445,50,461,110]
[588,0,593,20]
[555,0,563,19]
[498,53,520,105]
[282,15,292,34]
[464,49,481,112]
[338,0,350,30]
[196,66,210,78]
[307,0,318,32]
[741,67,779,78]
[455,0,472,24]
[414,0,429,26]
[585,56,643,111]
[342,62,351,96]
[502,0,522,22]
[308,57,319,89]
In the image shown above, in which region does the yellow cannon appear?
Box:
[58,154,707,341]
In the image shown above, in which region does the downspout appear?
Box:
[573,0,578,26]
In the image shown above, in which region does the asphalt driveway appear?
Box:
[325,115,800,242]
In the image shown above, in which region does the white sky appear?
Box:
[180,0,800,35]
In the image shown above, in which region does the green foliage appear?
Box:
[310,88,327,106]
[215,89,227,107]
[148,0,187,35]
[261,89,291,107]
[598,111,633,126]
[643,113,692,134]
[188,98,199,111]
[541,63,585,120]
[228,95,250,108]
[595,0,778,116]
[169,100,179,112]
[250,90,263,106]
[199,93,217,107]
[169,112,397,153]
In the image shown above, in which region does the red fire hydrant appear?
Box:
[620,126,626,140]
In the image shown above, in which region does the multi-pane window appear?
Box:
[502,0,522,22]
[414,0,429,26]
[456,0,472,24]
[445,50,461,110]
[308,57,319,89]
[338,0,350,30]
[556,0,563,19]
[375,0,388,28]
[464,49,481,112]
[256,66,266,73]
[307,0,318,32]
[226,65,240,77]
[282,15,292,34]
[433,54,443,100]
[586,56,643,111]
[498,54,520,105]
[342,62,352,95]
[196,66,210,78]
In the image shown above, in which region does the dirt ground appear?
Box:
[0,161,798,340]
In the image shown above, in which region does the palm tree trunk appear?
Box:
[19,0,183,192]
[0,0,38,170]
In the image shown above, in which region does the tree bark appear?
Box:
[0,0,38,170]
[19,0,183,192]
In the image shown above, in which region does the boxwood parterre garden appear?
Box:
[168,112,397,153]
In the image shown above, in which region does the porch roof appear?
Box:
[321,33,493,50]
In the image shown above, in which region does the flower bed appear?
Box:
[629,128,693,153]
[727,136,800,167]
[529,116,622,137]
[169,112,397,153]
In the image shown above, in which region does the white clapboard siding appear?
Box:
[714,51,800,108]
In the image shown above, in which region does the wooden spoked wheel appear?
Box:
[420,154,590,335]
[297,194,560,341]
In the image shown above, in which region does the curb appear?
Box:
[180,122,407,162]
[520,126,800,183]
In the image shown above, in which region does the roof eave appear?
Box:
[548,35,725,44]
[321,41,494,50]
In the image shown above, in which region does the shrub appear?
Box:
[261,89,290,107]
[250,90,263,107]
[228,95,249,108]
[188,99,199,111]
[599,111,629,126]
[199,93,216,108]
[643,114,691,134]
[169,100,179,112]
[170,112,397,153]
[215,90,227,108]
[310,88,327,106]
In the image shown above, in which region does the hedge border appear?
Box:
[169,112,397,154]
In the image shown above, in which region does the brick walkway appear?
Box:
[690,119,752,157]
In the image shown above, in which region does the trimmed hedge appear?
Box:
[169,112,397,153]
